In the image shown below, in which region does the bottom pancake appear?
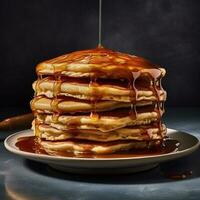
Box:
[40,139,162,155]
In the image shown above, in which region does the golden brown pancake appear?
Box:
[36,48,166,79]
[35,105,161,132]
[34,122,166,142]
[30,96,155,113]
[40,139,162,155]
[33,77,166,102]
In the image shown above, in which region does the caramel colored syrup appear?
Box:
[129,71,141,120]
[89,75,100,120]
[16,136,179,158]
[147,70,164,138]
[51,65,61,121]
[98,0,102,47]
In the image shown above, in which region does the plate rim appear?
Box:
[4,128,200,161]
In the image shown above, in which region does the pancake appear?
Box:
[35,105,160,132]
[40,139,162,155]
[34,122,166,142]
[36,48,166,79]
[33,77,166,102]
[30,96,154,113]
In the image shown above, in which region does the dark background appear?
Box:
[0,0,200,109]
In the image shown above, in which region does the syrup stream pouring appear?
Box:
[98,0,102,47]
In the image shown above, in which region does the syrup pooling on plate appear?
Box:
[15,136,179,158]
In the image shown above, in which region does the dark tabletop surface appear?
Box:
[0,107,200,200]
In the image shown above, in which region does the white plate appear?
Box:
[4,129,199,174]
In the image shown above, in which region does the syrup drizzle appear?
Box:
[98,0,102,47]
[89,75,99,120]
[148,69,164,138]
[129,71,141,119]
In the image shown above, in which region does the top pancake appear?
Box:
[36,47,166,79]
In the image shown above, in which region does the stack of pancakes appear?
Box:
[30,47,167,155]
